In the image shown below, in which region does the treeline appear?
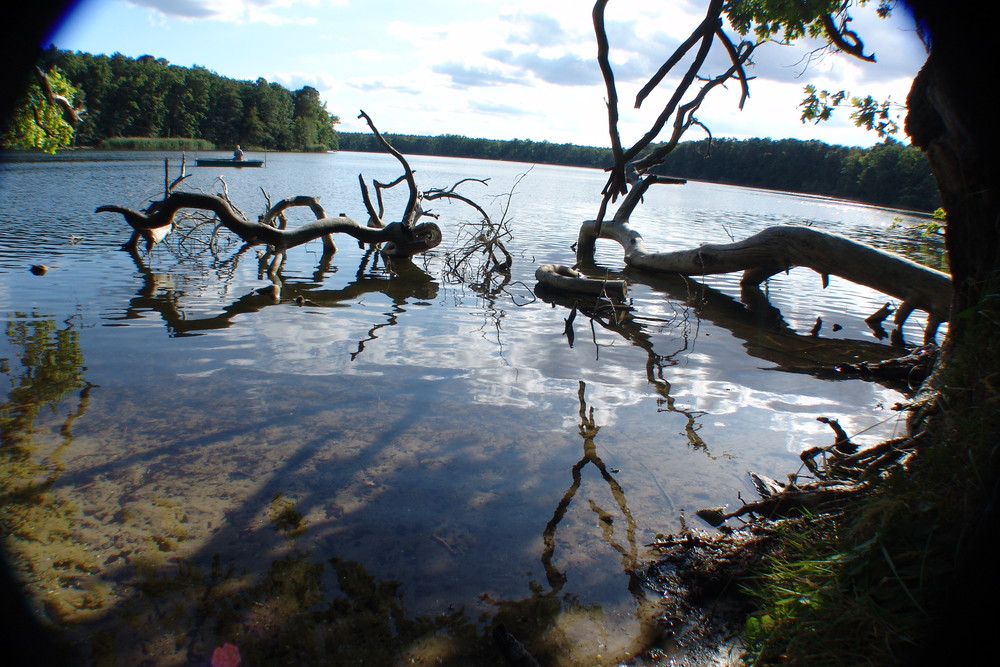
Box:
[653,137,940,212]
[26,47,936,210]
[338,132,611,169]
[35,47,340,151]
[339,132,939,212]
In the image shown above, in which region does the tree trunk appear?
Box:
[566,222,950,343]
[894,2,1000,659]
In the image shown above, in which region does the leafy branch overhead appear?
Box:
[1,67,84,154]
[724,0,893,46]
[800,85,900,138]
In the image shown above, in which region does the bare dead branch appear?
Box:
[358,110,419,227]
[97,191,441,258]
[260,195,327,225]
[260,195,335,253]
[631,38,756,174]
[613,174,687,223]
[593,0,624,197]
[373,174,408,222]
[357,173,383,229]
[714,28,753,110]
[634,8,721,110]
[423,189,490,222]
[620,0,723,167]
[822,13,876,62]
[166,155,191,193]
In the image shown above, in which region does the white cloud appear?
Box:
[123,0,338,23]
[55,0,928,147]
[267,70,338,91]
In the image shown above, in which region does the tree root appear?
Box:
[698,422,929,527]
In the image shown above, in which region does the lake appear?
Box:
[0,150,943,665]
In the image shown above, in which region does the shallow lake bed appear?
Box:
[0,150,941,664]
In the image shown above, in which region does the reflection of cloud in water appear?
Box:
[202,290,657,423]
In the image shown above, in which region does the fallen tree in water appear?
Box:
[97,191,443,259]
[97,111,500,268]
[573,217,949,343]
[533,2,951,347]
[535,166,951,345]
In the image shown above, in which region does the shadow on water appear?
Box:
[0,310,672,665]
[0,235,923,665]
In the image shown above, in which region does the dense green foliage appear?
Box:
[30,47,339,151]
[10,49,937,211]
[1,68,79,154]
[653,137,939,211]
[338,131,613,168]
[340,132,939,211]
[98,137,216,150]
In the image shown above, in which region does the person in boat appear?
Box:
[233,145,244,161]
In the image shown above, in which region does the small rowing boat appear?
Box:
[195,158,264,168]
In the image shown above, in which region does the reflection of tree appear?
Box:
[625,268,920,383]
[538,284,711,453]
[114,244,438,359]
[0,313,97,623]
[541,264,916,456]
[542,381,638,592]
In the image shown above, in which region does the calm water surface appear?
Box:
[0,151,943,664]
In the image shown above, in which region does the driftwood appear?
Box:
[97,191,442,258]
[569,222,952,344]
[696,480,868,527]
[698,427,926,527]
[534,264,627,299]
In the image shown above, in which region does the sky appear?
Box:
[46,0,928,148]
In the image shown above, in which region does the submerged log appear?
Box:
[576,222,951,343]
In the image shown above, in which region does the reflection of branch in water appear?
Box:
[116,244,437,346]
[541,381,638,593]
[350,303,401,362]
[538,286,713,454]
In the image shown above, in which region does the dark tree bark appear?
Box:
[904,3,1000,333]
[893,3,1000,661]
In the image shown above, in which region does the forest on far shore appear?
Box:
[338,132,940,213]
[9,48,939,213]
[32,47,340,152]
